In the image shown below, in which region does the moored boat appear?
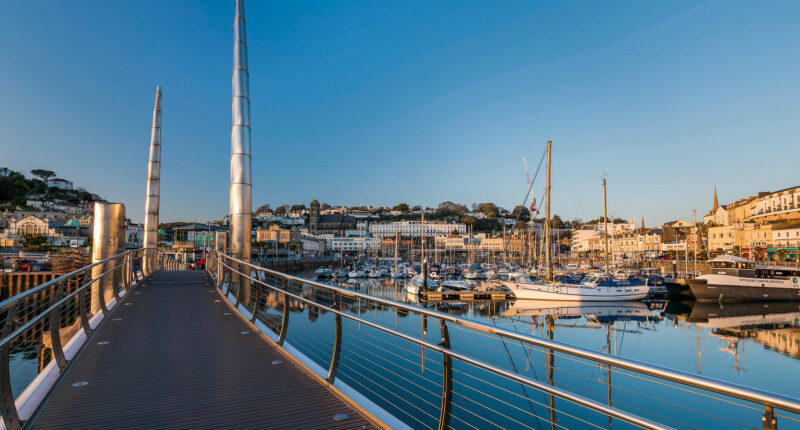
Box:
[687,255,800,302]
[503,274,649,301]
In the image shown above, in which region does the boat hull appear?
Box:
[663,279,693,298]
[687,278,800,302]
[502,281,648,301]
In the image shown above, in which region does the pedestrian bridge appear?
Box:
[1,249,799,429]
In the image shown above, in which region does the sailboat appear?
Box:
[503,141,648,301]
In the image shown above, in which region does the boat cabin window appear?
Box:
[754,267,800,279]
[710,260,754,269]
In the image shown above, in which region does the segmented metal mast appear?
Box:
[230,0,252,266]
[143,86,161,272]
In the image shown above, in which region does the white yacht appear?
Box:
[406,275,438,295]
[503,274,649,301]
[440,279,469,290]
[348,269,366,278]
[314,266,332,277]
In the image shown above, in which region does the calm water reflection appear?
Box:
[319,273,800,397]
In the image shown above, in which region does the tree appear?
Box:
[31,169,56,182]
[511,206,530,221]
[460,215,476,226]
[255,204,271,213]
[776,249,787,261]
[392,203,410,212]
[450,229,460,236]
[0,167,8,177]
[436,201,467,218]
[22,233,47,250]
[275,206,287,215]
[476,202,499,219]
[321,202,331,210]
[551,214,565,229]
[411,205,422,212]
[290,204,306,211]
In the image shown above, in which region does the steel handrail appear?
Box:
[216,251,800,417]
[0,256,133,349]
[214,254,669,429]
[0,249,145,313]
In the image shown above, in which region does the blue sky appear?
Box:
[1,1,798,224]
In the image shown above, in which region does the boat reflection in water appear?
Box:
[503,300,650,320]
[687,301,800,361]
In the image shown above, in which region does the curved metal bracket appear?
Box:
[97,268,109,316]
[111,258,121,303]
[234,263,243,308]
[277,291,290,346]
[0,303,22,430]
[250,279,260,323]
[49,282,69,371]
[327,293,343,384]
[438,319,453,430]
[78,286,91,336]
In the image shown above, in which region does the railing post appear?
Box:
[327,293,343,384]
[97,273,109,315]
[0,303,22,430]
[763,405,777,430]
[250,277,260,323]
[438,319,453,430]
[234,262,244,308]
[111,256,121,303]
[278,279,290,346]
[49,281,68,371]
[78,285,91,336]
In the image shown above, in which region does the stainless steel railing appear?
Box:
[0,248,176,430]
[207,251,800,429]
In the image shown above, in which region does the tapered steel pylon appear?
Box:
[143,86,162,274]
[230,0,252,300]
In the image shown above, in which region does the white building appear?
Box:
[327,236,380,252]
[571,227,600,252]
[301,235,327,252]
[47,178,74,190]
[773,223,800,248]
[749,186,800,220]
[369,221,466,239]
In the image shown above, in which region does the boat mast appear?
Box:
[603,177,609,275]
[545,140,553,283]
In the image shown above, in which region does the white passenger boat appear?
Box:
[687,255,800,302]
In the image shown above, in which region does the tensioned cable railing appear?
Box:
[0,248,184,430]
[207,251,800,430]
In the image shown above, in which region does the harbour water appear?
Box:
[291,272,800,428]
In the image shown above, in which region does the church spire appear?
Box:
[640,216,645,230]
[712,187,719,211]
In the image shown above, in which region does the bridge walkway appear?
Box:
[27,270,376,429]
